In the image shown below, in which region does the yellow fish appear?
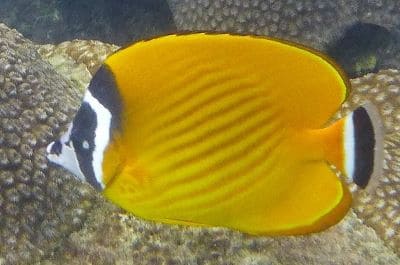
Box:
[47,33,383,235]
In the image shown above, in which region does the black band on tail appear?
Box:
[352,107,375,188]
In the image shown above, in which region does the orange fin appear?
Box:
[154,162,352,236]
[238,162,352,235]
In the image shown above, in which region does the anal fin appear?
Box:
[247,162,352,235]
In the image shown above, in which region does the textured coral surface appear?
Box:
[353,132,400,252]
[37,40,119,91]
[338,69,400,134]
[38,40,119,76]
[167,0,400,50]
[49,203,399,265]
[166,0,400,76]
[336,70,400,252]
[0,24,99,264]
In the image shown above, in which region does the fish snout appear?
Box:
[46,138,87,182]
[47,140,62,156]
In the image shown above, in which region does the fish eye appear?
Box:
[82,140,90,150]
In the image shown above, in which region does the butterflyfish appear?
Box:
[46,33,383,235]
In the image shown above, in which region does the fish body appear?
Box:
[47,33,383,235]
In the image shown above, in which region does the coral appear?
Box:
[167,0,356,49]
[330,69,400,253]
[37,40,119,91]
[335,69,400,134]
[50,204,399,265]
[0,0,176,45]
[336,69,400,251]
[352,132,400,252]
[38,40,119,76]
[166,0,400,76]
[166,0,400,48]
[0,23,99,264]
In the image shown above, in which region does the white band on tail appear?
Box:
[343,112,355,181]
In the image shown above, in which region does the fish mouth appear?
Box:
[46,140,86,182]
[47,140,62,156]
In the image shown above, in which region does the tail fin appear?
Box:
[343,102,384,190]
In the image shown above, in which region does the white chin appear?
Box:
[47,141,86,181]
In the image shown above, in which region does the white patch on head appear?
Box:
[46,125,86,181]
[82,140,90,150]
[82,90,112,188]
[344,112,355,181]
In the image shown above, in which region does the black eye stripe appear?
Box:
[67,66,120,191]
[88,65,122,133]
[70,102,102,190]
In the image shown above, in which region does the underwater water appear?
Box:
[0,1,399,264]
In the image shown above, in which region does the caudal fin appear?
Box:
[343,102,384,190]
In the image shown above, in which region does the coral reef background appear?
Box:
[47,202,399,265]
[37,40,119,91]
[0,24,100,264]
[0,0,399,264]
[34,32,400,265]
[166,0,400,77]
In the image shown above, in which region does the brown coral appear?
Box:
[351,131,400,252]
[54,204,399,265]
[335,69,400,133]
[167,0,355,49]
[166,0,400,49]
[353,132,400,251]
[166,0,400,76]
[329,69,400,253]
[0,23,99,264]
[38,40,119,75]
[37,40,119,92]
